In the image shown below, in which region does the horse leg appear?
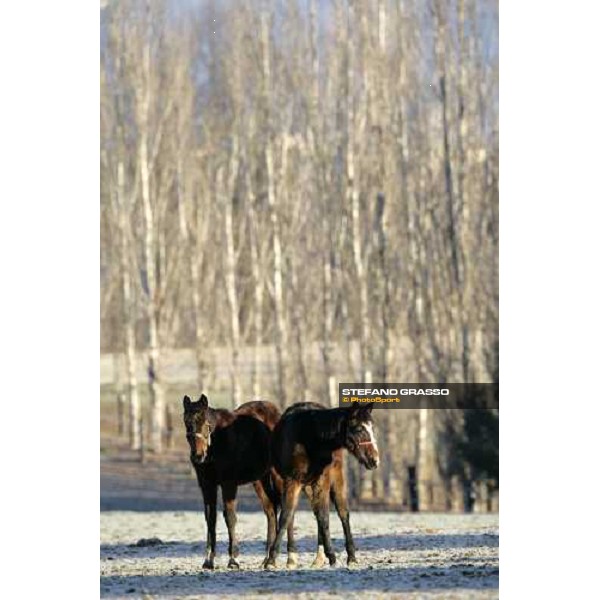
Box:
[266,471,298,568]
[269,473,299,569]
[309,476,336,567]
[253,477,277,567]
[311,520,328,568]
[264,479,302,569]
[303,484,324,567]
[330,463,357,565]
[286,512,298,569]
[201,482,218,569]
[222,482,240,569]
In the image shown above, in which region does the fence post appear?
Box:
[139,413,146,465]
[489,481,499,512]
[165,404,174,450]
[472,480,488,513]
[408,465,419,512]
[117,392,125,437]
[451,475,464,512]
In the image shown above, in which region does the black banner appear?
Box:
[338,383,499,410]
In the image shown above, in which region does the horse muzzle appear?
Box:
[190,451,208,465]
[365,455,379,470]
[357,441,380,469]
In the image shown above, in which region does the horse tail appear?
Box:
[263,469,282,515]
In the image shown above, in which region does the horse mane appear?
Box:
[235,400,281,430]
[313,408,348,444]
[284,405,348,449]
[207,401,282,431]
[207,407,236,429]
[282,401,326,417]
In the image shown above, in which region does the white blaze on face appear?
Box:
[362,421,380,464]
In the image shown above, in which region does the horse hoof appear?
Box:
[263,559,277,570]
[328,554,337,567]
[310,556,327,569]
[311,546,327,569]
[347,556,358,568]
[202,559,215,570]
[286,552,299,569]
[227,558,240,570]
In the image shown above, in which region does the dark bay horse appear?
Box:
[183,394,280,569]
[234,401,360,569]
[264,402,380,569]
[279,402,360,568]
[261,402,360,569]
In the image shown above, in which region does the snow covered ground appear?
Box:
[100,510,498,599]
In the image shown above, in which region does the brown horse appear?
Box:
[279,402,360,568]
[253,401,359,569]
[265,402,379,569]
[182,394,280,569]
[228,400,356,569]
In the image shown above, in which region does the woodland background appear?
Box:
[100,0,498,511]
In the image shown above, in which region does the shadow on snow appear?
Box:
[101,532,499,560]
[100,562,498,597]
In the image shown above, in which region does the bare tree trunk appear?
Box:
[376,193,397,502]
[176,150,205,392]
[322,250,336,405]
[194,179,211,390]
[434,0,463,383]
[138,34,164,453]
[309,0,319,123]
[340,281,356,380]
[418,408,433,511]
[114,354,125,436]
[190,217,206,391]
[375,0,391,383]
[269,148,289,406]
[222,142,242,406]
[290,255,309,401]
[347,0,370,384]
[117,161,141,450]
[247,174,264,398]
[308,0,336,407]
[262,3,289,406]
[457,0,473,385]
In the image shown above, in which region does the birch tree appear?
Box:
[261,1,289,406]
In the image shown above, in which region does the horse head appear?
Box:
[183,393,212,463]
[343,403,380,470]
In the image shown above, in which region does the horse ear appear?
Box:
[183,395,192,410]
[354,402,375,419]
[362,402,375,414]
[198,393,208,408]
[346,403,363,420]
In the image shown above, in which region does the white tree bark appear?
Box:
[418,408,432,511]
[247,174,264,399]
[175,66,206,391]
[262,3,289,406]
[117,161,141,450]
[137,15,164,453]
[222,140,242,406]
[347,0,370,383]
[290,253,309,401]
